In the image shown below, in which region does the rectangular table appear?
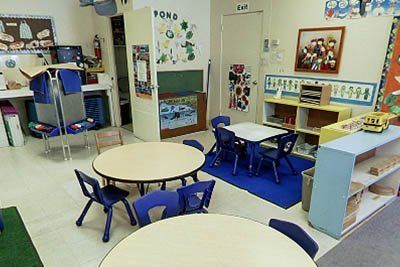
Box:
[224,122,288,176]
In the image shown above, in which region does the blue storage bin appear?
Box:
[84,96,105,128]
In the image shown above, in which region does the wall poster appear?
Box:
[0,14,56,54]
[265,74,377,107]
[229,64,252,113]
[153,10,200,65]
[159,94,198,130]
[325,0,400,20]
[376,16,400,118]
[132,44,152,99]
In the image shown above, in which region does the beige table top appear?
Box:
[224,122,287,143]
[100,214,317,267]
[92,142,205,183]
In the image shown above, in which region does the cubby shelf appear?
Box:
[309,126,400,239]
[342,192,396,235]
[263,97,351,160]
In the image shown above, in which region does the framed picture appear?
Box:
[295,26,345,74]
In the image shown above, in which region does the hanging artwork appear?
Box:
[376,16,400,120]
[295,27,345,74]
[159,94,198,130]
[153,10,200,65]
[132,44,152,99]
[0,14,56,54]
[325,0,400,20]
[265,74,377,107]
[229,64,252,113]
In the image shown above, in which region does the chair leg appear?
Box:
[272,161,280,184]
[76,200,93,226]
[103,207,113,242]
[285,156,298,175]
[161,181,167,190]
[256,157,264,176]
[121,199,137,226]
[206,142,216,155]
[233,154,239,176]
[181,178,187,186]
[191,172,199,182]
[210,150,222,167]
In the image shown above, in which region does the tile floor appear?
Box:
[0,128,339,266]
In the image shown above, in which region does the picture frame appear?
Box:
[294,26,345,74]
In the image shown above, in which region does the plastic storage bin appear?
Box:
[84,96,105,128]
[302,167,315,212]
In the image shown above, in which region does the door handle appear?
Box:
[252,80,258,86]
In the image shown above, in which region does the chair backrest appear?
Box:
[177,180,216,213]
[183,140,204,152]
[133,191,180,227]
[211,116,231,129]
[74,170,104,204]
[276,134,298,158]
[95,130,124,154]
[215,127,236,152]
[269,219,319,259]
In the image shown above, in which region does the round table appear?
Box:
[92,142,205,195]
[100,214,317,267]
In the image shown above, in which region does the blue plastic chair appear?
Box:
[210,128,245,175]
[177,180,216,214]
[183,139,204,152]
[256,133,298,183]
[269,219,319,259]
[207,116,231,154]
[74,170,136,242]
[133,190,180,227]
[0,211,4,233]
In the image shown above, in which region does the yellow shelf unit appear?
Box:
[264,98,352,160]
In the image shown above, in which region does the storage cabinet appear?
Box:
[263,98,351,160]
[309,126,400,239]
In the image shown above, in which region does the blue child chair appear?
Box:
[180,139,205,186]
[269,219,319,259]
[210,128,245,175]
[207,116,231,154]
[177,180,216,214]
[133,190,180,227]
[74,170,136,242]
[256,133,298,183]
[0,211,4,233]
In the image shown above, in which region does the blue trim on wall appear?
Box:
[264,74,377,107]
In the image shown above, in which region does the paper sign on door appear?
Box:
[137,60,148,82]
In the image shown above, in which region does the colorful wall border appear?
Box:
[264,74,377,107]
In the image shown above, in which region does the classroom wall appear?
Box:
[209,0,272,123]
[210,0,394,119]
[266,0,393,116]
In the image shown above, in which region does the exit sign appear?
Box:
[236,2,250,13]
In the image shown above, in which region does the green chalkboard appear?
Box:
[157,70,203,94]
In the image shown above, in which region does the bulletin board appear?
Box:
[376,16,400,119]
[157,70,203,94]
[0,14,56,54]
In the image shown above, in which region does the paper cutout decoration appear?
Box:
[132,44,152,99]
[229,64,252,113]
[376,16,400,119]
[154,10,200,65]
[325,0,400,20]
[265,74,377,107]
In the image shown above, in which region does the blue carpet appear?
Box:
[202,152,315,209]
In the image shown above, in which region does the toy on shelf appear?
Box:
[369,155,400,176]
[362,112,390,133]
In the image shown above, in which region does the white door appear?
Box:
[124,7,160,141]
[220,12,263,124]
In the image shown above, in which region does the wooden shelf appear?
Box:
[342,191,396,235]
[296,128,320,136]
[349,156,400,197]
[293,151,316,161]
[260,141,278,150]
[263,121,295,131]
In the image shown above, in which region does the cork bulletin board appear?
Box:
[0,14,57,54]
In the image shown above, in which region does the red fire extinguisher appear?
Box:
[94,34,102,60]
